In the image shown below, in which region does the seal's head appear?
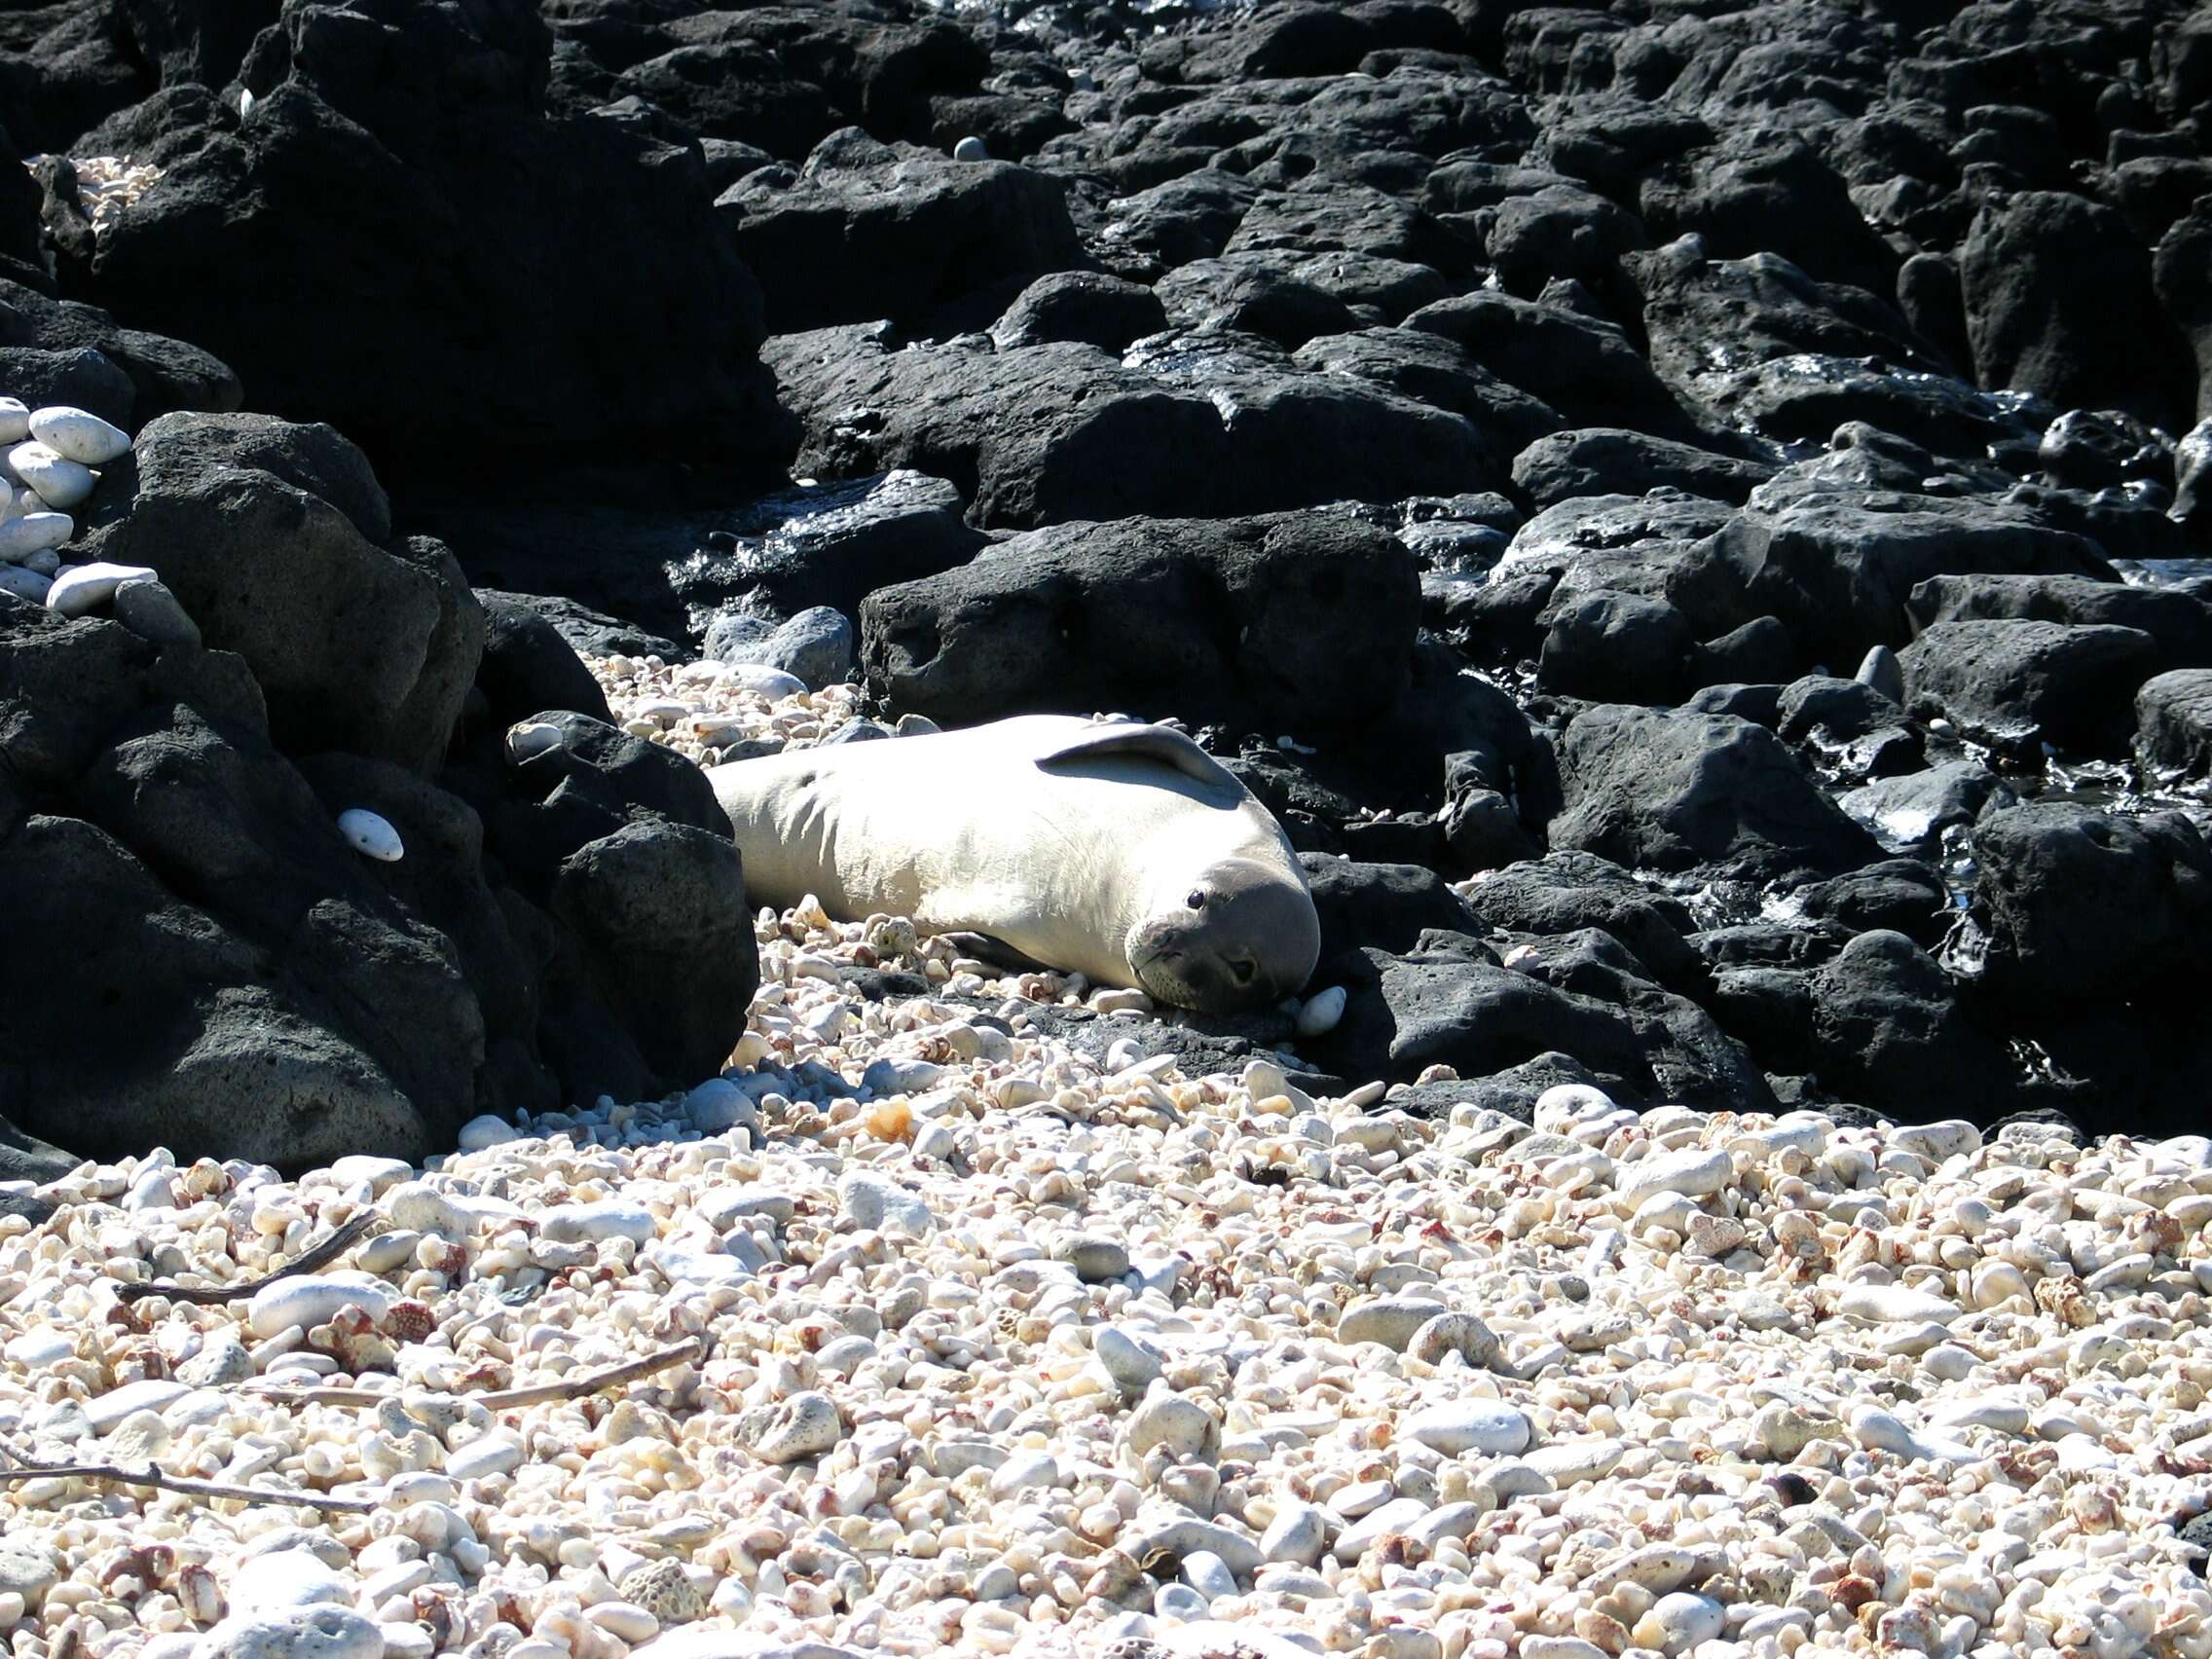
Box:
[1127,857,1321,1012]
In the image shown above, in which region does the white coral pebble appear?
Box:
[29,406,129,465]
[0,511,70,562]
[45,560,153,617]
[337,808,404,862]
[8,442,95,510]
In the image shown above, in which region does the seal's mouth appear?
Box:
[1133,948,1199,1011]
[1133,946,1277,1014]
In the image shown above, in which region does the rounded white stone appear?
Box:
[952,135,989,161]
[1848,1402,1972,1463]
[1834,1283,1961,1325]
[9,443,95,510]
[1920,1343,1976,1382]
[1331,1496,1432,1562]
[327,1156,413,1193]
[3,1329,71,1370]
[444,1433,525,1481]
[696,1186,794,1228]
[1180,1549,1236,1602]
[1056,1235,1131,1282]
[1337,1294,1450,1351]
[354,1232,417,1274]
[1404,1503,1488,1548]
[1294,985,1346,1037]
[504,720,564,763]
[1525,1640,1610,1659]
[47,560,154,618]
[1890,1119,1980,1161]
[626,1634,765,1659]
[1523,1436,1627,1485]
[456,1114,522,1151]
[1259,1500,1327,1567]
[538,1199,655,1244]
[230,1551,352,1612]
[190,1605,384,1659]
[246,1274,397,1340]
[1847,1403,1923,1455]
[1153,1625,1318,1659]
[337,808,404,862]
[988,1449,1060,1497]
[85,1379,188,1434]
[838,1171,935,1235]
[643,1242,753,1285]
[1095,1325,1165,1398]
[1730,1119,1827,1159]
[1405,1399,1531,1456]
[1931,1395,2029,1433]
[746,1390,842,1463]
[1685,1211,1746,1256]
[1328,1477,1396,1519]
[1614,1147,1732,1201]
[0,399,26,444]
[0,1539,56,1609]
[29,406,130,465]
[726,662,806,698]
[1125,1391,1218,1460]
[1532,1083,1617,1127]
[584,1604,659,1644]
[1639,1592,1725,1653]
[1752,1401,1835,1458]
[685,1077,756,1134]
[386,1182,469,1237]
[0,565,49,603]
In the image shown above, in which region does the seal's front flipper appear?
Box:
[938,931,1056,975]
[1036,723,1243,796]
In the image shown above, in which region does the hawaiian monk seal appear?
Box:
[706,715,1320,1012]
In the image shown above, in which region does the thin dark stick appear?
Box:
[0,1462,381,1513]
[241,1340,703,1409]
[118,1210,380,1306]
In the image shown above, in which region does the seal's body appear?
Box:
[707,715,1319,1011]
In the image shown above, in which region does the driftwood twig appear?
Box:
[240,1340,704,1410]
[119,1210,380,1306]
[0,1460,382,1513]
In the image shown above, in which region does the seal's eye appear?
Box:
[1186,889,1205,909]
[1229,959,1257,984]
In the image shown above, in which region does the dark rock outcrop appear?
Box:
[860,511,1419,737]
[60,0,793,490]
[1551,704,1885,886]
[86,414,485,773]
[2137,670,2212,783]
[1898,620,2157,757]
[719,129,1085,333]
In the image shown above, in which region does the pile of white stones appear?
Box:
[4,883,2212,1659]
[0,398,177,626]
[55,157,166,232]
[19,157,166,234]
[0,399,124,563]
[583,653,867,766]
